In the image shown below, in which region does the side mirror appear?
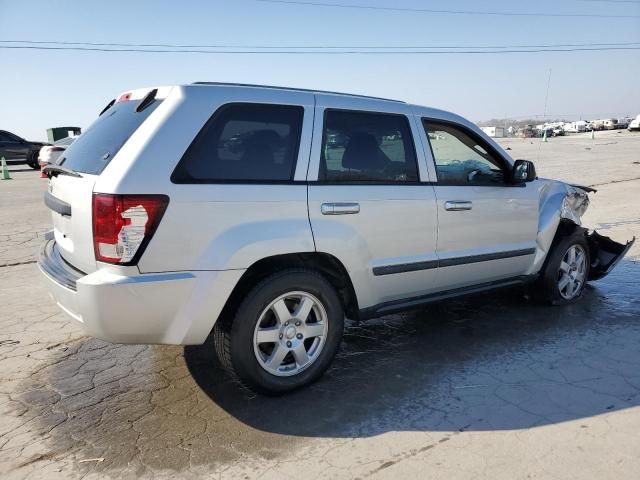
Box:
[512,159,537,183]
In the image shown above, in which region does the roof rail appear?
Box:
[192,82,405,103]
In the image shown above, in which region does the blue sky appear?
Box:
[1,0,639,141]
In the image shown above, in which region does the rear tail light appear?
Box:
[92,194,168,265]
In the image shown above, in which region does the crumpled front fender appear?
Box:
[530,180,590,274]
[531,179,634,280]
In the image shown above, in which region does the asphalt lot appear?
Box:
[1,130,639,479]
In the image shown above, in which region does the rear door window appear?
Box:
[171,103,304,183]
[319,110,418,183]
[60,99,161,175]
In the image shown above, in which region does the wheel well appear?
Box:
[553,219,586,246]
[218,253,360,325]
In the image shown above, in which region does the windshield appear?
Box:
[59,99,161,175]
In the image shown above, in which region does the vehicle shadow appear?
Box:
[10,261,638,476]
[185,259,640,437]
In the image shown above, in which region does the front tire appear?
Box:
[535,231,590,305]
[214,269,344,395]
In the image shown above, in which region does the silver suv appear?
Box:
[39,83,634,394]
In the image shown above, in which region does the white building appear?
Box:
[481,126,505,138]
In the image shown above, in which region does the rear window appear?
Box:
[171,103,304,183]
[59,99,161,175]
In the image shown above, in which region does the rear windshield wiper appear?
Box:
[43,165,83,178]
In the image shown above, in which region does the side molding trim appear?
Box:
[372,248,536,276]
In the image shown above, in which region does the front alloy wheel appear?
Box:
[534,230,591,305]
[557,244,587,300]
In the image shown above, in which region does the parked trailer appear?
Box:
[480,126,505,138]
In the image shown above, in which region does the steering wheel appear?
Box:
[467,169,480,183]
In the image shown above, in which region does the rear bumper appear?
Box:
[38,238,244,345]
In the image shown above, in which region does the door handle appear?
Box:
[321,202,360,215]
[445,200,472,211]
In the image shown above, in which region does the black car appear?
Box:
[0,130,48,169]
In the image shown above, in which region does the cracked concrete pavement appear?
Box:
[1,131,639,479]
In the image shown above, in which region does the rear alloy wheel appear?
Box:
[253,291,329,377]
[214,269,344,395]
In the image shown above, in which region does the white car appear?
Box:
[628,115,640,132]
[38,83,634,394]
[38,136,76,167]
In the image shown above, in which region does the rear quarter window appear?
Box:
[59,99,161,175]
[171,103,304,183]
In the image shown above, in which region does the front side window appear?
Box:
[423,121,506,186]
[320,110,418,183]
[172,103,304,183]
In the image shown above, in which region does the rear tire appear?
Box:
[534,231,590,305]
[27,151,40,169]
[213,269,344,395]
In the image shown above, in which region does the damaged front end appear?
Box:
[587,231,635,280]
[534,181,635,281]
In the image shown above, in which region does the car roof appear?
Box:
[188,82,473,126]
[182,82,510,159]
[191,82,406,104]
[54,136,76,146]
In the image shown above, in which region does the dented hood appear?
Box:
[536,178,591,231]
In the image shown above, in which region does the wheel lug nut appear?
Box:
[284,321,289,326]
[296,333,303,340]
[295,321,301,326]
[286,341,292,348]
[279,333,283,340]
